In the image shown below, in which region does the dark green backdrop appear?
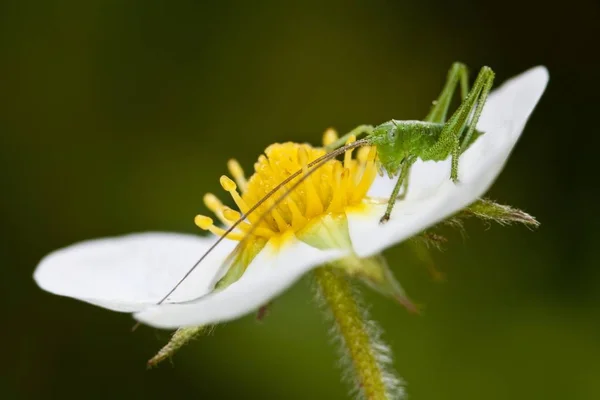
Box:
[1,1,599,399]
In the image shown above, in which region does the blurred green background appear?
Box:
[1,1,599,399]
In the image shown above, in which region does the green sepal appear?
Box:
[147,237,267,367]
[147,325,211,367]
[410,231,448,250]
[461,198,540,228]
[332,254,420,314]
[214,237,267,289]
[408,238,446,282]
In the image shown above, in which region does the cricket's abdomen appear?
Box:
[398,121,444,157]
[393,120,449,161]
[370,120,445,175]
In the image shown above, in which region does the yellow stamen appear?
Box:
[299,147,324,218]
[220,175,259,225]
[344,135,356,169]
[357,146,371,163]
[269,204,290,232]
[194,215,213,230]
[227,159,248,193]
[285,196,308,227]
[327,163,345,213]
[222,207,274,237]
[203,193,222,213]
[222,207,241,222]
[197,140,377,242]
[194,215,244,240]
[203,193,230,226]
[220,175,237,192]
[322,128,338,147]
[353,147,378,202]
[339,169,351,208]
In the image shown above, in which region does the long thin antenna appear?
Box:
[157,138,370,305]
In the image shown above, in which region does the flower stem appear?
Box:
[314,267,404,400]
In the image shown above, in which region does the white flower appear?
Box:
[34,66,549,329]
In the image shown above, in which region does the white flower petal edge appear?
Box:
[135,237,346,328]
[348,66,549,257]
[34,232,237,312]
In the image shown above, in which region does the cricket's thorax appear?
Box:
[370,120,445,175]
[195,139,378,243]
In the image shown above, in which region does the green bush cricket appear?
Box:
[325,62,494,222]
[158,62,495,304]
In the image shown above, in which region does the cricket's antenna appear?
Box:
[156,139,371,305]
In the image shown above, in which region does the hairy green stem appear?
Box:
[147,326,207,367]
[314,267,403,400]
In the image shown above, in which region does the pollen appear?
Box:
[195,129,377,241]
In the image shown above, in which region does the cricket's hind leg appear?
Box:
[448,66,494,180]
[459,68,494,152]
[379,62,472,224]
[425,62,470,124]
[422,66,495,182]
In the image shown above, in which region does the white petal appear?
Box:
[350,66,549,257]
[135,237,345,328]
[34,232,236,312]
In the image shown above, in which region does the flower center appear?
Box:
[195,130,377,242]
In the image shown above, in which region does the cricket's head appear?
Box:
[370,120,407,177]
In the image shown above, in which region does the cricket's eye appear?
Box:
[387,128,397,142]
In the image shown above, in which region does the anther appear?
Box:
[367,146,377,162]
[203,193,223,213]
[194,214,244,240]
[357,147,371,163]
[344,135,356,168]
[222,207,241,222]
[194,215,214,230]
[220,175,258,224]
[220,175,237,192]
[203,193,231,226]
[322,128,338,147]
[227,159,247,192]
